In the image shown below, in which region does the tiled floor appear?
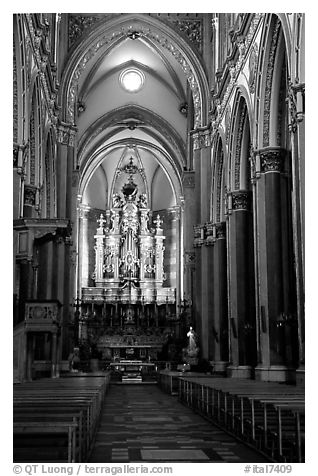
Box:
[89,384,268,463]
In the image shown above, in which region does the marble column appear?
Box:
[203,223,215,362]
[227,190,255,378]
[170,207,181,318]
[255,147,295,382]
[182,171,195,311]
[288,83,305,385]
[212,222,229,372]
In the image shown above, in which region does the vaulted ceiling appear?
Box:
[67,14,205,211]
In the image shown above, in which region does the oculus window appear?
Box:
[120,68,145,93]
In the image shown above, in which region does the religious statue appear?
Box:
[138,193,148,208]
[112,193,123,208]
[182,326,199,365]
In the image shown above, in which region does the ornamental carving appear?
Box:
[192,129,211,150]
[193,224,205,247]
[248,42,258,94]
[211,14,263,126]
[57,122,77,147]
[232,191,251,211]
[24,185,37,206]
[225,105,231,145]
[216,149,224,223]
[25,15,59,125]
[260,149,285,173]
[234,103,247,189]
[170,19,202,52]
[68,15,106,48]
[263,18,281,146]
[13,38,18,143]
[205,222,215,246]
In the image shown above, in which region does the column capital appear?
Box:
[78,203,91,219]
[215,221,226,239]
[193,224,205,247]
[168,206,181,220]
[259,147,286,173]
[191,127,212,150]
[23,184,37,206]
[204,221,215,246]
[57,121,78,147]
[228,190,252,212]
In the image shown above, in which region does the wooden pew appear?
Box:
[13,373,110,462]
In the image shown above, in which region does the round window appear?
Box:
[119,68,145,93]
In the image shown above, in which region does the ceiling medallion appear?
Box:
[119,68,145,93]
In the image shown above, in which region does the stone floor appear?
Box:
[89,384,269,463]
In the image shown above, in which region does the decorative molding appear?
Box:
[225,105,231,145]
[25,14,59,127]
[259,148,285,173]
[182,171,195,188]
[248,42,258,94]
[263,18,281,146]
[234,102,247,189]
[210,14,263,128]
[13,37,18,143]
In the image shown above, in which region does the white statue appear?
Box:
[187,327,198,353]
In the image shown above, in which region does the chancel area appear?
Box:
[13,13,305,463]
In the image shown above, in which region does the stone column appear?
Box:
[78,204,90,288]
[204,222,215,362]
[212,222,229,373]
[191,128,212,350]
[170,207,181,315]
[193,225,204,338]
[288,83,305,385]
[227,190,255,379]
[182,171,195,310]
[255,147,294,382]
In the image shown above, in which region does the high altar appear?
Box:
[80,160,176,361]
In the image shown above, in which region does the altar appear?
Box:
[109,360,157,383]
[78,158,177,360]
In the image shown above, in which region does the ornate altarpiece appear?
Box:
[80,159,176,360]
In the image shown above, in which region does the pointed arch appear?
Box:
[59,14,209,128]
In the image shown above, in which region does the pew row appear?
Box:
[161,374,305,463]
[13,373,111,462]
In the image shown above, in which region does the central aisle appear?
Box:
[89,384,268,463]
